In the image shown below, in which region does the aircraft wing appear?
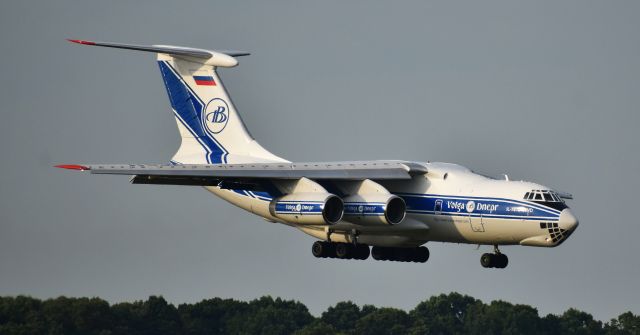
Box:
[56,161,427,187]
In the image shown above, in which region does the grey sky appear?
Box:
[1,0,638,321]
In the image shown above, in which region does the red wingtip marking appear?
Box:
[55,164,91,171]
[67,39,96,45]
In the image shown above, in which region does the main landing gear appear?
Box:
[311,241,430,263]
[312,241,370,260]
[371,246,429,263]
[480,245,508,269]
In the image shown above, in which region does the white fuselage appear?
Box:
[206,162,579,248]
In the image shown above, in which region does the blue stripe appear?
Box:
[396,193,561,215]
[248,191,272,201]
[398,193,560,220]
[158,61,228,163]
[225,188,557,222]
[344,202,386,205]
[345,213,385,217]
[193,75,214,81]
[344,203,386,215]
[407,210,559,221]
[275,202,324,214]
[231,189,273,202]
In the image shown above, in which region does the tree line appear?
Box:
[0,293,637,334]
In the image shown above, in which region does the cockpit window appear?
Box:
[523,189,568,211]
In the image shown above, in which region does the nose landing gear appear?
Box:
[480,245,508,269]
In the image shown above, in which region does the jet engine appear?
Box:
[342,194,406,225]
[269,192,344,225]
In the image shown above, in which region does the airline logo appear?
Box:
[203,98,230,134]
[445,200,499,214]
[466,201,476,213]
[193,75,216,86]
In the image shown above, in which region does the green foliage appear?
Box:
[605,312,640,335]
[178,297,249,334]
[321,301,371,334]
[555,308,604,335]
[110,296,182,335]
[409,292,479,334]
[463,300,542,335]
[293,320,336,335]
[354,307,409,335]
[236,296,314,335]
[0,293,637,335]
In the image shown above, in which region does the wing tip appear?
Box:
[67,39,96,45]
[55,164,91,171]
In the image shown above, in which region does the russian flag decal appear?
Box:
[193,75,216,86]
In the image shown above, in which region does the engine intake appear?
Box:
[269,192,344,225]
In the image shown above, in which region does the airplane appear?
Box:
[57,39,579,269]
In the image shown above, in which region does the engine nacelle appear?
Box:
[269,192,344,225]
[342,194,406,225]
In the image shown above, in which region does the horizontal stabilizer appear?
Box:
[67,39,249,67]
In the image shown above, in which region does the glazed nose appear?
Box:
[559,209,579,231]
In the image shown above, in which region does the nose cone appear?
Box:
[559,209,579,232]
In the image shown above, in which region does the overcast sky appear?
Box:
[1,0,638,320]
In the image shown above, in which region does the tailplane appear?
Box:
[69,39,286,164]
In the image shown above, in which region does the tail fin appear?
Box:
[69,39,286,164]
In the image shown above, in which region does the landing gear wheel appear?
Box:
[414,247,430,263]
[480,252,508,268]
[335,243,353,259]
[481,253,494,268]
[355,245,370,260]
[495,253,508,268]
[393,248,410,262]
[312,241,335,258]
[371,246,387,261]
[312,241,325,258]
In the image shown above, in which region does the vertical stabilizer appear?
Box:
[68,39,287,164]
[157,55,286,164]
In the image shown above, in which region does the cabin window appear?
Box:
[523,190,568,210]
